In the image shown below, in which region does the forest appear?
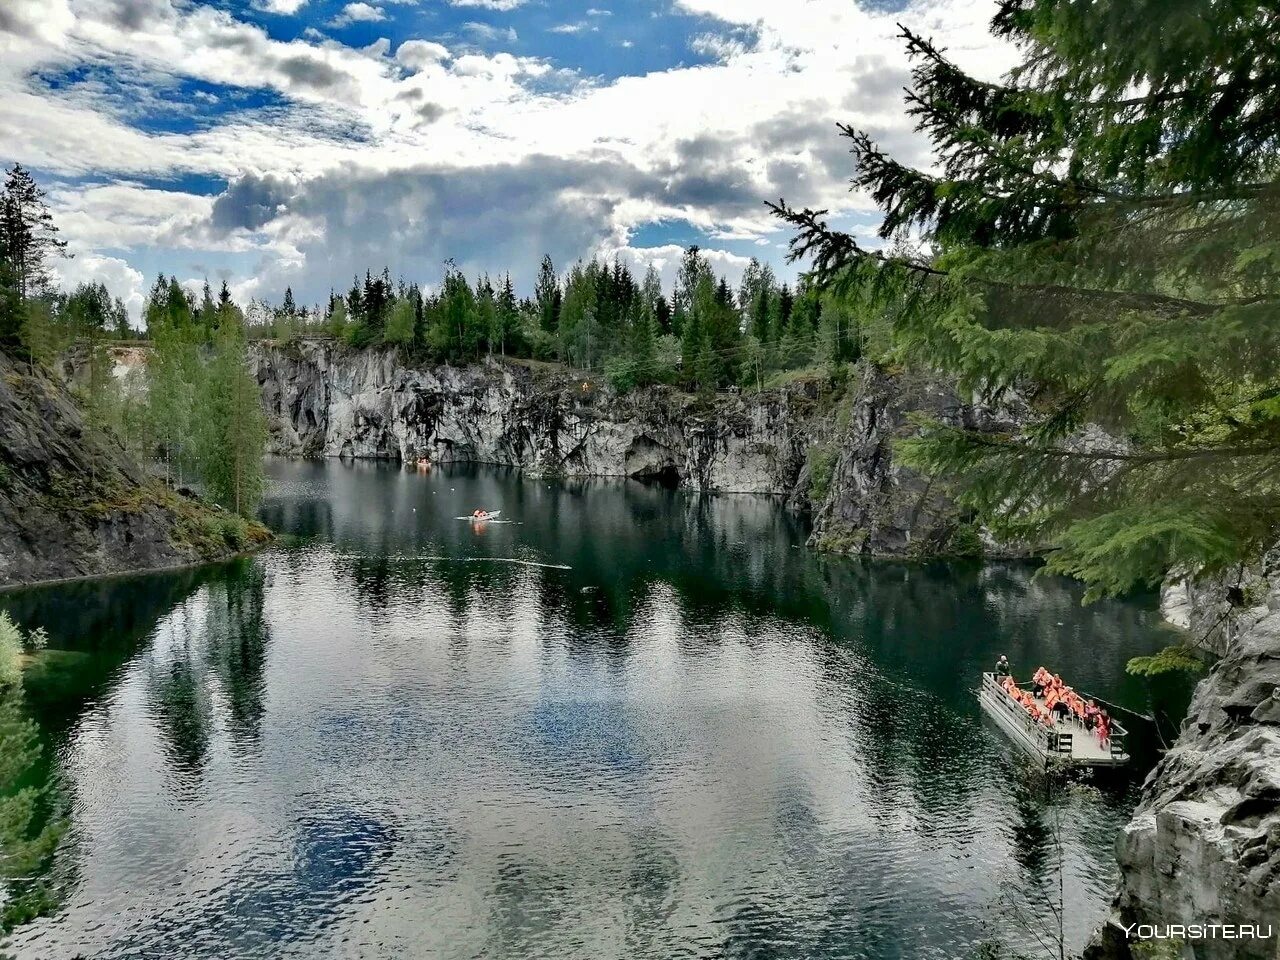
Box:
[6,183,862,397]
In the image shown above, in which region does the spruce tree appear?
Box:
[535,255,561,334]
[495,273,519,356]
[772,0,1280,598]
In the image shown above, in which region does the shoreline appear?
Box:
[0,543,270,595]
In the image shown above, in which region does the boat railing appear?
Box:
[982,673,1056,751]
[981,673,1128,760]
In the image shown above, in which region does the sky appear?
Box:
[0,0,1016,321]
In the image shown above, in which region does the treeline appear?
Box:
[340,250,857,392]
[1,164,267,518]
[136,249,862,394]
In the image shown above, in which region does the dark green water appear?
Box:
[1,459,1191,960]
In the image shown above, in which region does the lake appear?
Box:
[1,458,1191,960]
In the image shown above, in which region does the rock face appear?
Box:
[0,349,267,589]
[251,340,826,494]
[806,365,1029,558]
[250,341,1009,556]
[1090,560,1280,960]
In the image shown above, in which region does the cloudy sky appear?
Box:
[0,0,1014,320]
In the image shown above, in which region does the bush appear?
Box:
[343,323,376,349]
[198,513,251,550]
[604,355,637,394]
[947,522,985,559]
[0,613,24,687]
[807,444,837,505]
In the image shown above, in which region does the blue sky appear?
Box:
[0,0,1011,319]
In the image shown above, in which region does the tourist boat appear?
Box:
[977,673,1129,768]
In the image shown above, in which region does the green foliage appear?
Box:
[326,295,348,339]
[0,611,22,687]
[0,164,68,335]
[384,297,415,346]
[0,678,66,935]
[807,444,837,504]
[147,323,203,487]
[0,612,67,934]
[196,318,268,517]
[198,512,254,550]
[776,0,1280,600]
[604,354,638,393]
[947,522,986,559]
[1126,643,1207,677]
[1131,940,1186,960]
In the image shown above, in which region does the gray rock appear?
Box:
[1089,581,1280,960]
[250,341,820,494]
[0,349,263,589]
[248,342,1012,557]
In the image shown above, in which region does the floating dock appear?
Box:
[977,673,1129,768]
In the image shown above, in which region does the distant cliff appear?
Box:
[0,348,268,589]
[249,340,1018,558]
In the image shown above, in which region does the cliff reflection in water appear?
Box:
[1,458,1190,960]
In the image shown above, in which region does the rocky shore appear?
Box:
[248,340,1018,559]
[0,349,268,589]
[1088,558,1280,960]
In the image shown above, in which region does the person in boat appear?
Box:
[995,655,1011,680]
[1083,700,1099,730]
[473,509,487,519]
[1032,666,1050,697]
[1096,709,1111,746]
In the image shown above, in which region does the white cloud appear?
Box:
[689,32,747,61]
[461,21,518,43]
[328,2,386,27]
[0,0,1016,309]
[549,22,595,35]
[258,0,310,14]
[448,0,525,9]
[52,254,147,324]
[396,39,450,70]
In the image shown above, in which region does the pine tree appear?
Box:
[772,0,1280,599]
[0,164,68,303]
[217,279,234,313]
[110,295,130,339]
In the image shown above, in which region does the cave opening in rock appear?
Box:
[633,464,681,489]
